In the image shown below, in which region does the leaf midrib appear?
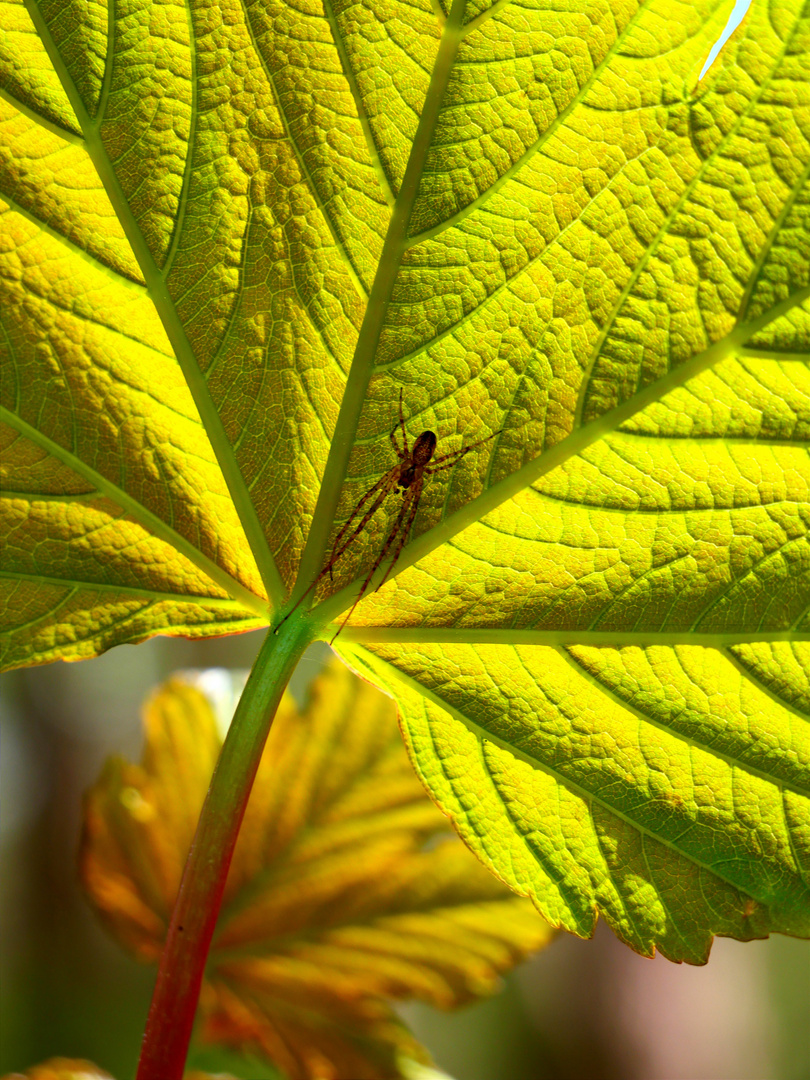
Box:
[290,0,470,601]
[317,282,810,623]
[0,406,269,618]
[22,0,283,607]
[0,569,254,608]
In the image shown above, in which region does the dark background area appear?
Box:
[2,629,809,1080]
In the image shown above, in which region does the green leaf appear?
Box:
[80,662,552,1080]
[2,0,810,961]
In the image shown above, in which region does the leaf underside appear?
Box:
[2,0,810,960]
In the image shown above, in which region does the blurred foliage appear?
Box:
[1,1059,115,1080]
[0,1057,240,1080]
[79,661,552,1079]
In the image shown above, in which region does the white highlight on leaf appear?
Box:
[700,0,753,79]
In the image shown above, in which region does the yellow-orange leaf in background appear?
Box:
[0,1061,236,1080]
[0,1062,114,1080]
[80,661,553,1080]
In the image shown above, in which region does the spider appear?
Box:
[276,391,501,643]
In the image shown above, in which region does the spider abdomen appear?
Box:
[412,430,437,466]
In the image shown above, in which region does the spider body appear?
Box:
[276,392,500,642]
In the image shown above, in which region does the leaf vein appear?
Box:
[367,650,808,916]
[0,85,83,144]
[0,186,148,291]
[558,645,810,799]
[242,2,369,303]
[573,9,804,428]
[405,2,650,248]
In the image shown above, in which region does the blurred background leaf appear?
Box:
[0,1056,241,1080]
[79,657,553,1080]
[1,1058,116,1080]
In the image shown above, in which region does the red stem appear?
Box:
[136,621,311,1080]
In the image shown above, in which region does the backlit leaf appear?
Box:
[80,662,553,1080]
[0,1061,115,1080]
[0,1060,237,1080]
[2,0,810,961]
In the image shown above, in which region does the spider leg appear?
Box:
[330,480,421,643]
[274,467,398,631]
[426,428,503,474]
[373,475,422,594]
[326,466,399,580]
[389,387,409,458]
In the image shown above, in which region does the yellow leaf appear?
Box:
[0,1060,236,1080]
[80,661,553,1080]
[0,1061,113,1080]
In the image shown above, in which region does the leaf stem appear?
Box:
[135,619,312,1080]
